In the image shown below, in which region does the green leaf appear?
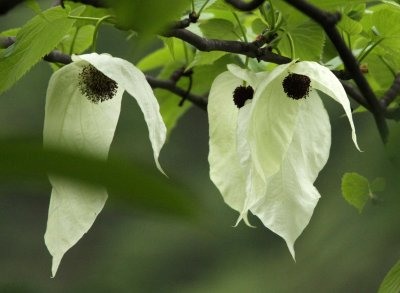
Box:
[161,37,176,59]
[156,88,191,139]
[0,6,83,94]
[341,172,370,213]
[371,177,386,193]
[338,14,363,35]
[137,38,186,72]
[65,2,110,26]
[378,260,400,293]
[25,0,42,15]
[0,27,20,37]
[278,20,325,61]
[251,18,268,35]
[361,8,400,55]
[109,0,189,37]
[194,0,218,12]
[153,61,192,138]
[58,25,95,54]
[381,0,400,10]
[200,18,239,40]
[187,51,227,69]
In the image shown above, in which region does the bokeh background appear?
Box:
[1,2,400,292]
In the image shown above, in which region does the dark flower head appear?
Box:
[233,85,254,108]
[282,73,311,100]
[78,64,118,104]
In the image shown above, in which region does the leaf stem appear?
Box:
[357,38,383,63]
[232,11,248,43]
[286,32,295,59]
[198,0,211,15]
[183,40,189,65]
[91,15,114,52]
[268,0,275,29]
[67,15,101,21]
[379,55,397,78]
[69,26,81,55]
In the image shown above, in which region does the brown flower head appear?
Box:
[282,73,311,100]
[78,64,118,104]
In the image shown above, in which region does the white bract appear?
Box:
[208,61,359,258]
[43,53,166,277]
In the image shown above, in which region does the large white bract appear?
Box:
[43,53,166,276]
[208,61,359,258]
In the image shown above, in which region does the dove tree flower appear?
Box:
[208,61,360,258]
[43,53,167,276]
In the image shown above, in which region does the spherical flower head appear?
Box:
[78,64,118,103]
[282,73,311,100]
[233,85,254,108]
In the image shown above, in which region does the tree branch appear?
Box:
[225,0,265,11]
[284,0,389,142]
[164,28,291,64]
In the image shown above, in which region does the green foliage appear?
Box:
[200,18,240,40]
[0,6,83,94]
[378,260,400,293]
[108,0,189,36]
[341,172,385,213]
[341,172,370,213]
[188,51,228,68]
[278,20,325,60]
[58,25,95,54]
[137,38,187,72]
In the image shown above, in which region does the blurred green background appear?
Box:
[1,2,400,292]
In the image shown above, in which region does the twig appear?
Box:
[147,76,207,110]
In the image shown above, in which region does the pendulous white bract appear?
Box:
[208,61,359,258]
[43,53,166,277]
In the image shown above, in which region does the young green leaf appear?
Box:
[341,172,370,213]
[110,0,189,37]
[0,6,83,94]
[278,20,325,61]
[187,51,227,69]
[58,25,95,54]
[371,177,386,193]
[378,260,400,293]
[200,18,240,40]
[137,38,186,72]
